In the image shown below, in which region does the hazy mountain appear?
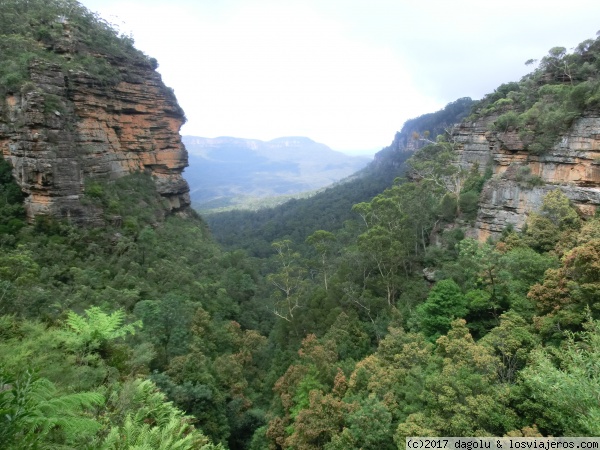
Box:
[182,136,370,211]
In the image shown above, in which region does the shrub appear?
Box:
[438,193,458,221]
[514,166,544,188]
[414,279,469,340]
[0,157,25,236]
[493,111,520,132]
[84,181,104,199]
[459,191,480,220]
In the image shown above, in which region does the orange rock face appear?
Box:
[453,113,600,241]
[0,57,190,224]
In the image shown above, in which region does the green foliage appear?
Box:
[513,165,544,188]
[408,141,467,199]
[396,320,518,440]
[0,0,155,93]
[306,230,336,291]
[85,180,104,199]
[205,150,414,257]
[0,35,39,92]
[3,148,600,449]
[327,395,394,450]
[439,192,458,220]
[62,306,142,356]
[476,82,521,114]
[100,379,223,449]
[267,239,308,322]
[84,173,169,233]
[458,190,480,220]
[481,311,539,383]
[0,164,261,446]
[0,317,109,394]
[134,294,194,365]
[323,312,372,362]
[473,35,600,154]
[408,138,488,223]
[0,246,39,285]
[400,97,474,142]
[496,246,558,318]
[351,180,439,307]
[290,372,327,419]
[0,369,104,449]
[524,190,581,252]
[537,189,581,230]
[462,163,492,194]
[0,315,224,449]
[492,110,520,132]
[42,92,65,114]
[0,157,25,237]
[413,279,468,340]
[529,236,600,339]
[517,319,600,435]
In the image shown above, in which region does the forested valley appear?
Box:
[2,1,600,449]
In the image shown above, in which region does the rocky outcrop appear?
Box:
[372,98,475,172]
[0,30,190,224]
[453,112,600,241]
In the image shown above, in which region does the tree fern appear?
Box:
[64,306,142,354]
[101,416,202,450]
[0,369,104,449]
[99,379,223,450]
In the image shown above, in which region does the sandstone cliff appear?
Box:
[454,111,600,241]
[0,19,190,224]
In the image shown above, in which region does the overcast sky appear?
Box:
[80,0,600,155]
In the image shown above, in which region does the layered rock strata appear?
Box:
[0,55,190,224]
[453,113,600,241]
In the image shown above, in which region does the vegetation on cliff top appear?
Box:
[0,0,156,93]
[474,32,600,154]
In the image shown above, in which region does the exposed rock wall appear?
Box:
[0,54,190,224]
[453,113,600,241]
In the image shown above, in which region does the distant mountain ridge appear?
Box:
[182,135,370,210]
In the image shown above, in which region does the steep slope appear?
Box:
[183,135,369,210]
[0,0,190,224]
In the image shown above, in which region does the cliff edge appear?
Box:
[0,2,190,224]
[455,111,600,241]
[445,38,600,241]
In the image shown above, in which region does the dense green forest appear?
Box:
[2,1,600,449]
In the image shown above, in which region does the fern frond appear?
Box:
[0,370,105,449]
[99,379,223,449]
[101,415,200,450]
[63,307,142,355]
